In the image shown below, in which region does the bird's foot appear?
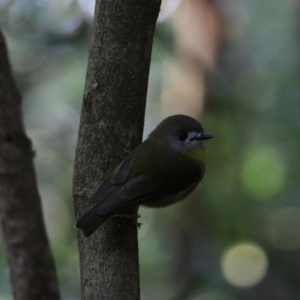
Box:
[114,213,142,228]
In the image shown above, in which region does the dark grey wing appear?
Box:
[96,175,163,216]
[75,175,153,237]
[89,154,134,204]
[96,148,204,215]
[76,175,149,236]
[96,172,201,216]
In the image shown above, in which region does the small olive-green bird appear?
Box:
[76,114,212,236]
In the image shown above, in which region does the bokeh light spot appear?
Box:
[241,147,286,200]
[221,242,268,288]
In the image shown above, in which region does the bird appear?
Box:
[75,114,213,237]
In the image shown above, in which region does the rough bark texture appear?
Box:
[73,0,161,299]
[0,29,60,299]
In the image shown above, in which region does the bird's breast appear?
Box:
[183,148,205,166]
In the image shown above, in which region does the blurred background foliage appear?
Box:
[0,0,300,299]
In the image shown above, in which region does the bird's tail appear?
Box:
[75,204,107,237]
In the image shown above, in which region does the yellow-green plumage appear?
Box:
[75,114,212,237]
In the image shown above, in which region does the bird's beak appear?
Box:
[201,133,213,140]
[190,132,213,141]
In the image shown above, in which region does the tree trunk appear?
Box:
[72,0,161,299]
[0,29,60,300]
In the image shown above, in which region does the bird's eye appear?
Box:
[178,132,188,140]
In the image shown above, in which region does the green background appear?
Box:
[0,0,299,299]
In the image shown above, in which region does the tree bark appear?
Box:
[0,29,60,300]
[73,0,160,299]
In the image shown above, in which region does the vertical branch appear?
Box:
[0,29,60,300]
[73,0,160,299]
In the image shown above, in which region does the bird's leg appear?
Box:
[114,213,142,228]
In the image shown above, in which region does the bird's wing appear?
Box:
[96,175,166,216]
[89,154,134,204]
[96,161,202,216]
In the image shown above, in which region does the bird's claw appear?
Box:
[114,213,142,228]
